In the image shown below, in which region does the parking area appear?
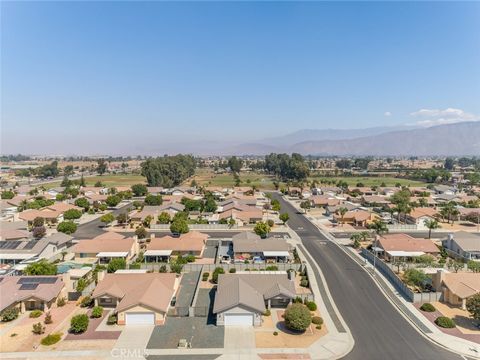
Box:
[203,240,218,259]
[147,288,223,349]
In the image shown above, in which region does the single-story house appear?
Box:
[310,195,340,208]
[442,231,480,261]
[46,202,83,213]
[404,207,438,229]
[19,209,64,226]
[214,273,296,326]
[432,270,480,309]
[144,231,209,262]
[72,233,137,264]
[92,272,179,325]
[45,187,66,199]
[0,276,65,313]
[377,233,440,261]
[231,232,291,263]
[333,209,378,227]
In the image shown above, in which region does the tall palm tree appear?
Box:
[338,207,348,226]
[424,218,440,239]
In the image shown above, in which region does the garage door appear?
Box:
[224,313,253,326]
[125,312,155,325]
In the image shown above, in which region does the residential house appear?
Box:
[377,233,440,262]
[45,187,66,199]
[333,209,378,227]
[0,276,65,313]
[72,233,138,264]
[18,209,64,227]
[404,207,439,230]
[144,231,209,262]
[432,271,480,309]
[231,232,291,263]
[92,272,179,325]
[214,273,296,326]
[442,231,480,261]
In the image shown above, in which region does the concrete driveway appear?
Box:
[224,326,255,350]
[113,325,154,353]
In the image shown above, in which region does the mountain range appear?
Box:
[227,122,480,156]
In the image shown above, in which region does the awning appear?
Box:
[263,251,290,257]
[372,247,384,252]
[0,253,36,260]
[144,250,172,257]
[96,252,128,258]
[387,251,425,257]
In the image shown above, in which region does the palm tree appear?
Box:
[424,218,440,239]
[338,207,348,226]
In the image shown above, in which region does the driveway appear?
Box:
[224,326,255,350]
[113,325,154,352]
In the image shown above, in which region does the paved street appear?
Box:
[270,193,464,360]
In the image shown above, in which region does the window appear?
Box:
[102,297,113,303]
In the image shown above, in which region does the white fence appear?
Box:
[150,224,238,230]
[137,262,303,273]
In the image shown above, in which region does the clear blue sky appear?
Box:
[1,1,479,155]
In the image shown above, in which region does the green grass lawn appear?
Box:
[42,174,146,189]
[308,176,427,187]
[189,169,278,190]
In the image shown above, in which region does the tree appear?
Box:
[79,174,86,187]
[170,219,189,234]
[271,199,281,212]
[467,260,480,273]
[57,221,77,234]
[75,197,90,211]
[135,226,148,239]
[140,155,196,187]
[96,159,107,175]
[279,213,289,224]
[227,156,243,174]
[1,190,15,199]
[424,219,440,239]
[131,184,148,197]
[100,213,115,226]
[403,268,427,288]
[337,207,348,226]
[368,219,389,236]
[466,293,480,321]
[63,165,74,176]
[157,212,171,224]
[70,314,89,333]
[390,189,412,223]
[254,221,270,238]
[444,157,455,171]
[284,303,312,331]
[63,209,82,220]
[121,162,129,173]
[33,216,45,228]
[144,194,163,206]
[299,200,311,213]
[24,260,57,275]
[116,212,128,225]
[107,258,126,273]
[106,195,121,207]
[32,226,46,239]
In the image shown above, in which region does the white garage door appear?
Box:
[125,312,155,325]
[224,313,253,326]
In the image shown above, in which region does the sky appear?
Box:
[1,1,479,155]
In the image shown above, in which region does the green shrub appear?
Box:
[80,296,93,308]
[41,333,62,346]
[284,304,312,331]
[229,268,236,273]
[316,325,322,330]
[129,263,141,270]
[300,279,309,287]
[70,314,89,333]
[30,310,43,318]
[44,312,53,324]
[57,297,66,307]
[159,265,167,273]
[435,316,456,328]
[273,331,278,336]
[264,309,271,316]
[91,306,103,318]
[202,272,209,281]
[212,267,225,284]
[265,265,279,271]
[107,314,117,325]
[184,255,195,263]
[1,308,19,322]
[312,316,323,325]
[420,303,436,312]
[293,296,303,303]
[32,322,45,335]
[306,301,317,311]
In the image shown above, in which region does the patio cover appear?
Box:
[144,250,172,257]
[96,252,128,258]
[386,251,425,257]
[263,251,290,257]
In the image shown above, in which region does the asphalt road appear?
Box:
[270,193,464,360]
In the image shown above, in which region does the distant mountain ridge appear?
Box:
[228,122,480,156]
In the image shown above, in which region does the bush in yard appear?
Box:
[212,267,225,284]
[306,301,317,311]
[159,265,167,273]
[170,262,183,274]
[57,221,77,234]
[466,293,480,321]
[1,308,19,322]
[80,296,94,308]
[420,303,436,312]
[312,316,323,325]
[44,312,53,324]
[435,316,456,328]
[265,265,278,271]
[63,209,82,220]
[267,219,274,228]
[316,325,322,330]
[273,331,278,336]
[184,254,195,263]
[229,268,236,273]
[403,268,428,288]
[91,306,103,318]
[135,226,148,239]
[264,309,271,316]
[41,333,62,346]
[107,258,126,273]
[70,314,89,334]
[107,314,117,325]
[30,310,43,318]
[284,303,312,332]
[57,297,66,307]
[32,322,45,335]
[202,272,209,281]
[293,296,303,304]
[300,279,309,287]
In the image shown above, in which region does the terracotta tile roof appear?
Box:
[147,231,208,253]
[73,237,135,254]
[92,273,177,314]
[379,233,439,254]
[408,207,438,220]
[442,273,480,299]
[18,209,62,221]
